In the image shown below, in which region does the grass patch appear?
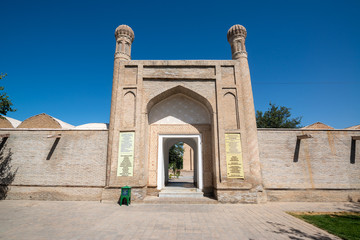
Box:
[288,212,360,240]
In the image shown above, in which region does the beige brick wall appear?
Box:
[2,127,359,202]
[258,129,360,201]
[1,129,108,187]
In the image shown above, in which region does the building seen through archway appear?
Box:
[173,142,194,184]
[165,142,199,195]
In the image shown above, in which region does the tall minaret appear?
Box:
[227,24,247,60]
[107,24,135,186]
[114,25,135,60]
[227,24,266,202]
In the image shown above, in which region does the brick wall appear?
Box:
[2,128,359,202]
[258,129,360,201]
[1,129,108,187]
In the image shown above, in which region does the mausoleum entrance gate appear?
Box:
[107,24,267,203]
[147,92,214,195]
[157,134,202,190]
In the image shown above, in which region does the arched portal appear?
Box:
[106,50,265,202]
[147,87,214,194]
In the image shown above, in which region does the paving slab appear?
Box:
[1,200,358,240]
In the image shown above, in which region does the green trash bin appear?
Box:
[119,186,131,206]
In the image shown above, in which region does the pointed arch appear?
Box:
[146,85,213,115]
[223,92,239,129]
[123,91,136,127]
[124,91,136,97]
[148,94,211,125]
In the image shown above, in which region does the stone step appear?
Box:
[160,187,199,193]
[159,187,204,198]
[159,192,204,198]
[142,196,218,204]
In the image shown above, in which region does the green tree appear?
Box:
[169,142,184,175]
[256,102,302,128]
[0,74,16,116]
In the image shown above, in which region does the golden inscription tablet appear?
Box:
[117,132,134,176]
[225,133,244,179]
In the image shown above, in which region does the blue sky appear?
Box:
[1,0,359,128]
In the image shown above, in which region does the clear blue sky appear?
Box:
[1,0,359,128]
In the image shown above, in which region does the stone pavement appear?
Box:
[0,200,359,240]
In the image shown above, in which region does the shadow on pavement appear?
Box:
[266,221,333,240]
[336,203,360,213]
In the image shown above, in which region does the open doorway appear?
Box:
[157,134,203,191]
[167,142,195,188]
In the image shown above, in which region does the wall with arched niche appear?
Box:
[146,90,213,193]
[148,94,211,125]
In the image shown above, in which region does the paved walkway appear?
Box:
[0,200,359,240]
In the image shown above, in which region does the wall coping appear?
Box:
[0,128,109,132]
[257,128,360,132]
[120,60,236,65]
[1,128,358,132]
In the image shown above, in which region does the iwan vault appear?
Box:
[106,24,266,203]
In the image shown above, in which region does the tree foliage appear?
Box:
[256,102,302,128]
[169,142,184,174]
[0,73,16,116]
